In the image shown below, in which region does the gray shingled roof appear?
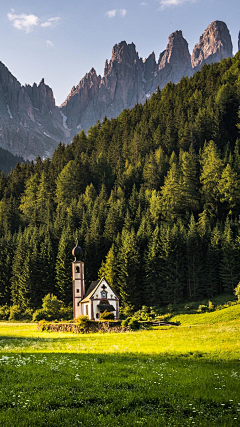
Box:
[85,281,98,297]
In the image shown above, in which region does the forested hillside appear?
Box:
[1,52,240,313]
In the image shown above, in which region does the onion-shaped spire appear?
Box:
[72,238,83,261]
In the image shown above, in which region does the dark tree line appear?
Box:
[1,52,240,311]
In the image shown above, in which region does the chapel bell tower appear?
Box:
[72,239,85,319]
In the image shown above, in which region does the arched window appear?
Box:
[75,266,80,273]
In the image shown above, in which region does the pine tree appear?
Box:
[19,173,39,225]
[186,215,202,300]
[206,225,222,297]
[144,225,163,306]
[98,244,118,294]
[115,228,141,310]
[55,226,74,304]
[218,163,240,218]
[220,220,239,293]
[0,231,13,305]
[159,162,183,221]
[200,140,223,216]
[55,160,80,207]
[181,147,199,213]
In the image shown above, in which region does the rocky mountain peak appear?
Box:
[143,52,157,94]
[153,30,192,90]
[103,41,142,80]
[158,30,191,72]
[110,41,138,65]
[25,79,56,113]
[60,67,101,129]
[191,21,233,71]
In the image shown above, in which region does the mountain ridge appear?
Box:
[0,20,234,161]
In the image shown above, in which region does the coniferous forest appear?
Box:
[1,53,240,314]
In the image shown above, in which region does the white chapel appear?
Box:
[72,240,119,321]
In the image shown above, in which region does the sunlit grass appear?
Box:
[170,302,240,325]
[0,317,239,359]
[0,305,239,426]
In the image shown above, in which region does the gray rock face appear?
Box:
[0,63,70,161]
[61,42,147,137]
[61,33,192,138]
[0,21,235,161]
[143,52,157,94]
[191,21,233,71]
[61,68,101,130]
[154,30,192,89]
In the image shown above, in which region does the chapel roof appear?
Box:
[80,278,119,303]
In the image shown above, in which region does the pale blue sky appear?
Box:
[0,0,239,105]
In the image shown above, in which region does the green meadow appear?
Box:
[0,305,239,426]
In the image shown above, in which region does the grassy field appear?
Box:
[0,305,239,426]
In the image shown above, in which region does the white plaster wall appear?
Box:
[92,300,100,320]
[83,303,90,317]
[75,301,82,318]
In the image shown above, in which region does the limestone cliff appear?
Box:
[191,21,233,71]
[154,30,192,90]
[0,63,70,161]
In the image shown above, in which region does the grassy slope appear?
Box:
[170,302,240,325]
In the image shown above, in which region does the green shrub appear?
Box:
[155,313,172,322]
[234,283,240,302]
[197,304,208,313]
[32,309,48,322]
[132,306,158,321]
[128,318,140,330]
[208,301,214,311]
[0,305,10,320]
[119,305,134,319]
[9,305,23,321]
[21,308,34,321]
[42,294,64,317]
[60,306,73,320]
[32,294,67,322]
[75,315,92,331]
[99,310,115,320]
[121,317,140,330]
[121,317,131,327]
[38,320,49,331]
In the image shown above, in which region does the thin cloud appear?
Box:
[119,9,127,17]
[139,2,148,5]
[7,10,39,33]
[7,9,61,33]
[106,10,117,18]
[159,0,197,10]
[41,17,61,28]
[46,40,54,48]
[106,9,127,18]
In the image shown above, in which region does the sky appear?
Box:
[0,0,240,106]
